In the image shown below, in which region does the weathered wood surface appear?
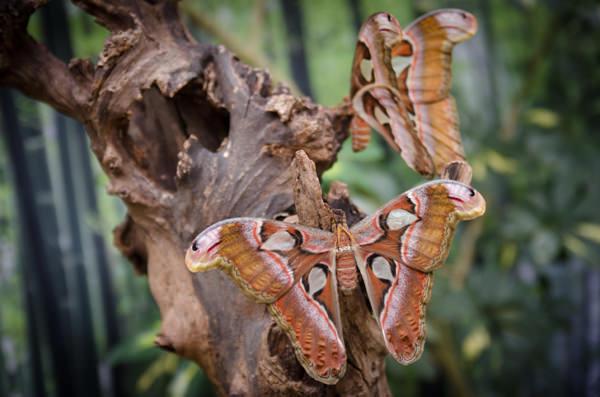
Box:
[0,1,392,395]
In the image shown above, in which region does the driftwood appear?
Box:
[0,1,394,395]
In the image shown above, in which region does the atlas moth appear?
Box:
[350,9,478,178]
[186,180,485,384]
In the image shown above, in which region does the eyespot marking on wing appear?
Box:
[370,256,396,282]
[360,59,373,81]
[261,231,297,251]
[306,265,328,297]
[386,209,418,230]
[374,106,390,125]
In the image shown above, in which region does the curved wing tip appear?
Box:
[408,8,478,37]
[391,349,425,365]
[386,337,426,365]
[185,253,221,273]
[307,364,347,385]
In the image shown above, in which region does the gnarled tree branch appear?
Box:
[0,0,91,120]
[0,0,392,395]
[287,151,390,395]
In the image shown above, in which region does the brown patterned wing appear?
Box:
[399,9,478,174]
[412,97,464,173]
[269,255,346,384]
[186,218,346,384]
[185,218,334,303]
[352,83,434,176]
[354,251,432,364]
[349,16,395,154]
[403,9,477,103]
[349,12,435,176]
[351,180,485,364]
[352,83,401,152]
[351,180,485,273]
[350,12,402,97]
[350,40,372,96]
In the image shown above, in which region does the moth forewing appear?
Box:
[353,247,381,323]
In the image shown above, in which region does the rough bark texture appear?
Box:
[0,0,393,395]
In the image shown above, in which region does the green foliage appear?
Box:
[106,323,215,397]
[314,0,599,395]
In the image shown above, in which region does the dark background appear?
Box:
[0,0,599,396]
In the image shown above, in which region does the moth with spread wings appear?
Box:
[185,180,486,384]
[350,9,478,177]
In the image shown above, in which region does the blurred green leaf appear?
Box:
[168,362,199,397]
[576,223,600,245]
[462,325,491,361]
[529,230,560,265]
[106,324,161,365]
[486,150,518,175]
[526,108,560,128]
[564,234,589,258]
[137,354,178,393]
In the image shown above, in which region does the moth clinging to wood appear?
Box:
[350,9,478,177]
[185,180,486,384]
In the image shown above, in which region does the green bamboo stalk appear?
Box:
[280,0,314,97]
[39,1,108,395]
[1,89,71,396]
